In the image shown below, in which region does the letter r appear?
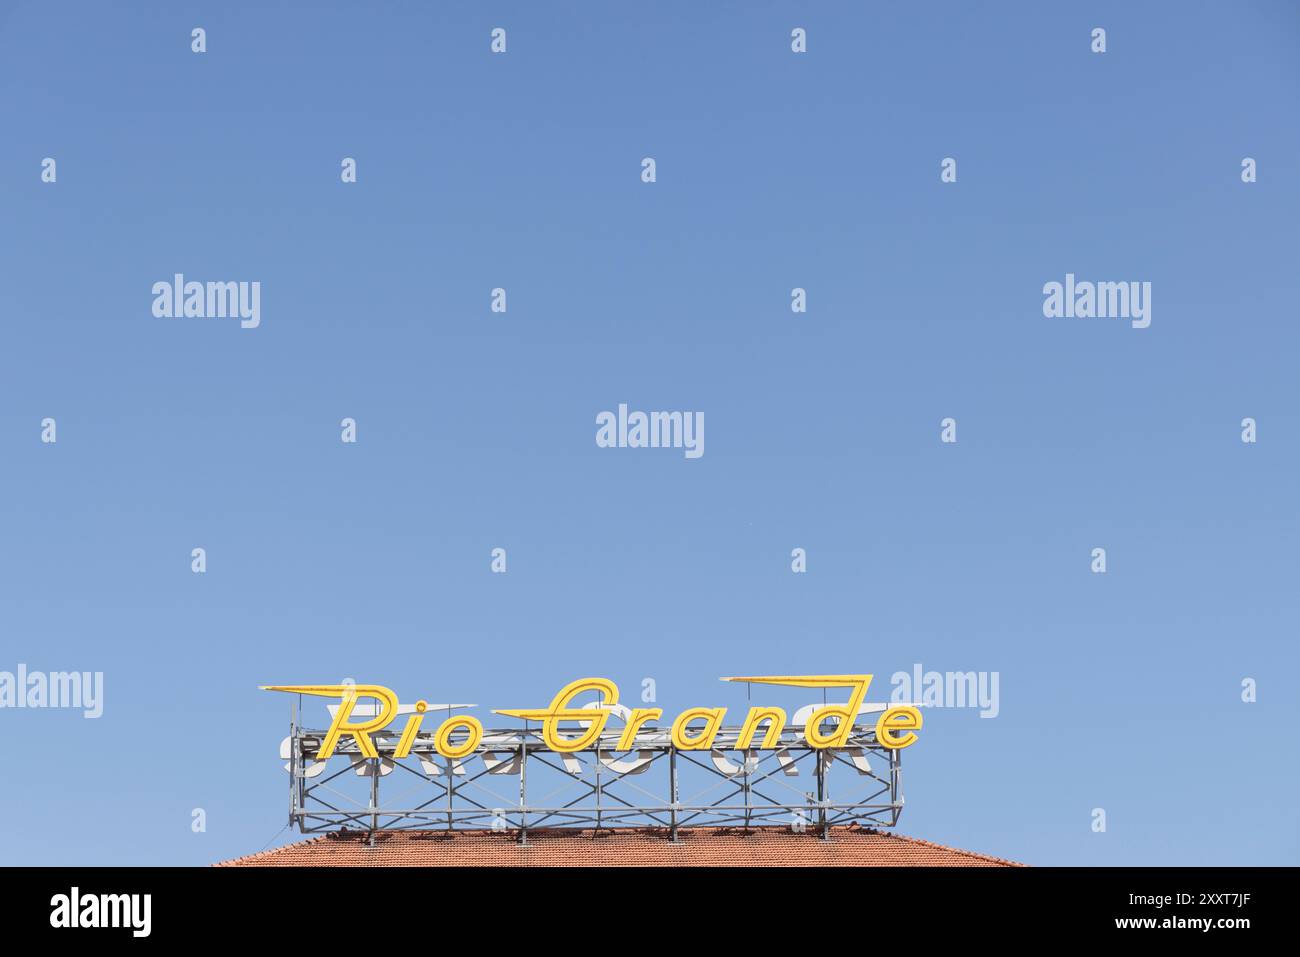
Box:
[262,684,399,759]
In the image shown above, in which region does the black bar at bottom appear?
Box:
[0,866,1285,942]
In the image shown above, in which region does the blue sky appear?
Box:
[1,0,1297,865]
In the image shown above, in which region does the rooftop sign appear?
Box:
[262,674,923,761]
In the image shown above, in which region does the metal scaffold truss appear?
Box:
[281,720,904,841]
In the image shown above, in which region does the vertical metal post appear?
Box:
[369,758,379,843]
[744,683,752,831]
[669,746,679,842]
[518,739,528,845]
[446,756,454,831]
[743,751,752,830]
[595,742,603,832]
[816,750,828,839]
[892,747,902,827]
[444,706,454,832]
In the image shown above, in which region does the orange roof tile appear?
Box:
[217,825,1022,867]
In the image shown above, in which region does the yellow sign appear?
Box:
[262,674,923,761]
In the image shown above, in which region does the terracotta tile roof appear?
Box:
[217,825,1022,867]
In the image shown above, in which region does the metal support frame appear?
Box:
[281,715,905,840]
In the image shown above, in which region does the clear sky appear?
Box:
[1,1,1297,866]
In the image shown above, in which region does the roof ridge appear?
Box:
[214,825,1024,867]
[850,826,1025,867]
[214,832,334,867]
